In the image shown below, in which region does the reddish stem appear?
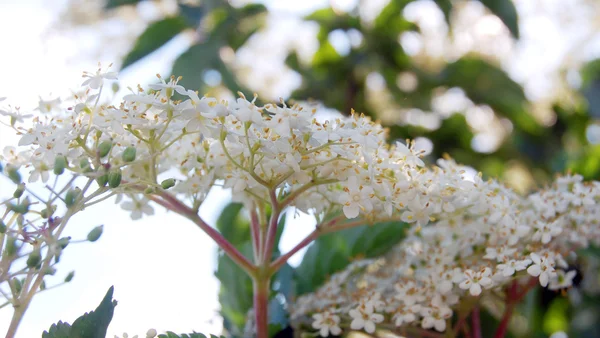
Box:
[472,306,482,338]
[262,190,280,263]
[253,276,270,338]
[249,207,262,264]
[494,281,519,338]
[153,191,256,275]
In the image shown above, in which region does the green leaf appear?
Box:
[42,321,72,338]
[171,40,225,93]
[440,57,541,135]
[477,0,519,38]
[216,203,249,247]
[294,221,408,295]
[121,16,189,69]
[105,0,141,9]
[42,286,117,338]
[434,0,453,24]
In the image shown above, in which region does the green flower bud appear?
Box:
[97,140,112,158]
[65,188,82,208]
[5,237,19,257]
[13,183,25,198]
[79,158,92,173]
[9,201,30,214]
[12,278,22,295]
[53,156,67,175]
[122,146,137,162]
[96,173,109,187]
[161,178,176,190]
[108,169,122,188]
[40,281,46,290]
[144,186,155,194]
[7,166,21,184]
[0,220,6,234]
[87,225,103,242]
[65,271,75,283]
[57,237,71,249]
[40,205,57,219]
[26,248,42,268]
[42,267,56,276]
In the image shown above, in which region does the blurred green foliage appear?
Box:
[105,0,600,337]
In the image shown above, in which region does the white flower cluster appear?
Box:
[291,170,600,336]
[3,67,599,337]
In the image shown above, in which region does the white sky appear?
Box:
[0,0,599,336]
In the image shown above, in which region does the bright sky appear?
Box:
[0,0,599,337]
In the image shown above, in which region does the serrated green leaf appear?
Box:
[121,16,189,69]
[42,321,72,338]
[294,221,408,295]
[477,0,519,38]
[69,286,117,338]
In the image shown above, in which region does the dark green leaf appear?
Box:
[178,3,205,27]
[105,0,141,9]
[69,286,117,338]
[295,221,408,295]
[440,57,541,135]
[216,203,249,247]
[121,16,189,69]
[477,0,519,38]
[42,321,71,338]
[434,0,453,24]
[42,286,116,338]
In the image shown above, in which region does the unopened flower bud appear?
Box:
[12,278,22,295]
[65,271,75,282]
[42,267,56,275]
[108,169,122,188]
[0,220,6,234]
[146,329,158,338]
[97,173,109,187]
[144,186,155,194]
[7,166,21,184]
[9,200,30,214]
[87,225,104,242]
[57,237,71,249]
[53,155,67,175]
[80,158,93,173]
[5,237,19,257]
[13,183,25,198]
[65,188,82,208]
[41,205,57,219]
[26,248,42,268]
[122,146,137,162]
[97,140,113,158]
[161,178,176,190]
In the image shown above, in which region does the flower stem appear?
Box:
[494,281,518,338]
[472,305,482,338]
[253,275,271,338]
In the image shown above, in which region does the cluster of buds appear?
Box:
[0,161,104,334]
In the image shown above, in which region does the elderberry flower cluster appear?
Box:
[2,66,599,337]
[291,167,600,336]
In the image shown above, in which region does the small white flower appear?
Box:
[548,270,577,290]
[121,197,155,220]
[312,311,342,337]
[349,304,384,334]
[527,253,557,287]
[420,305,452,332]
[459,268,493,296]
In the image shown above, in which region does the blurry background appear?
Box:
[1,0,600,337]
